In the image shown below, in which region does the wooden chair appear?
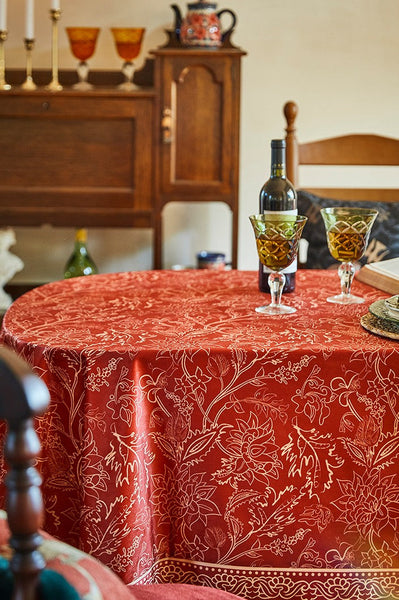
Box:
[284,100,399,201]
[0,346,247,600]
[283,100,399,269]
[0,346,83,600]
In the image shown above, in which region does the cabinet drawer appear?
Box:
[0,94,155,227]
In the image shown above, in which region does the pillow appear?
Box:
[297,190,399,269]
[0,557,81,599]
[0,510,134,600]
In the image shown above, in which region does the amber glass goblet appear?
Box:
[111,27,145,91]
[66,27,100,90]
[249,214,308,315]
[321,206,378,304]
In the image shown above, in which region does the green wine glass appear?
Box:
[321,207,378,304]
[249,214,307,315]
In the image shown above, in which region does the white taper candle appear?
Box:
[0,0,7,31]
[51,0,60,10]
[25,0,34,39]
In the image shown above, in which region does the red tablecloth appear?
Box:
[1,270,398,600]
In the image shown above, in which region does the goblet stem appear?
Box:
[339,262,355,297]
[327,261,364,304]
[255,271,296,315]
[120,61,135,90]
[269,271,285,309]
[75,60,92,90]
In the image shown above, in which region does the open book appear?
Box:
[357,257,399,295]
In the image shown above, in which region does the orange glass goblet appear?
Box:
[66,27,100,90]
[111,27,145,91]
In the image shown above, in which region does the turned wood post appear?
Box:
[0,347,50,600]
[284,101,299,187]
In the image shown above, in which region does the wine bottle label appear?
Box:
[260,208,298,275]
[262,257,297,275]
[261,209,298,216]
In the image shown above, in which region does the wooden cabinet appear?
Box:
[0,87,155,229]
[152,48,245,268]
[0,46,245,271]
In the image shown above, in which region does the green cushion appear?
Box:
[0,556,81,599]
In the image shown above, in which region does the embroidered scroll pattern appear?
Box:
[1,270,398,599]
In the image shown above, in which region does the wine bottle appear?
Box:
[259,139,297,293]
[64,228,98,279]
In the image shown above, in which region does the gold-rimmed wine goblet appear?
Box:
[111,27,145,91]
[249,214,308,315]
[66,27,100,90]
[321,206,378,304]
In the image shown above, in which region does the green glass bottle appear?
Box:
[64,228,98,279]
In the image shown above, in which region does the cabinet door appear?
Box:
[157,51,241,208]
[0,93,155,228]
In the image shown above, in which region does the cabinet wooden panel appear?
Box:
[0,89,155,228]
[0,47,245,272]
[152,48,245,268]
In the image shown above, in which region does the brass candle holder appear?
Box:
[0,30,11,90]
[21,38,37,90]
[46,9,62,91]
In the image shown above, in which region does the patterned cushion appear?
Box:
[297,190,399,268]
[0,511,244,600]
[0,510,134,599]
[0,556,81,599]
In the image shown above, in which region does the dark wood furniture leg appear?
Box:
[0,347,50,600]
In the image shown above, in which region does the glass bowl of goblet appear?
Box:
[321,206,378,304]
[111,27,145,91]
[66,27,100,90]
[249,214,308,315]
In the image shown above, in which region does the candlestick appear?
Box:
[21,38,37,90]
[0,0,7,31]
[0,30,10,90]
[25,0,34,39]
[46,8,62,91]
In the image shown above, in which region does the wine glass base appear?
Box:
[72,81,93,90]
[255,304,296,315]
[117,81,139,91]
[326,293,365,305]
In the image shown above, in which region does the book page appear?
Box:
[365,257,399,279]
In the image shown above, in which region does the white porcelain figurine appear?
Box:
[0,228,24,311]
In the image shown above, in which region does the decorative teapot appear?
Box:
[171,2,237,48]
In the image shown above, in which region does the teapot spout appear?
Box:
[170,4,182,39]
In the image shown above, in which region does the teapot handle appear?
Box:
[217,9,237,41]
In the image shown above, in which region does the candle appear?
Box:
[0,0,7,31]
[25,0,34,39]
[51,0,60,9]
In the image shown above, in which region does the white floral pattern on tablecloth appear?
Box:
[1,270,398,600]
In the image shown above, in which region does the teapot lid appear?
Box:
[187,1,217,8]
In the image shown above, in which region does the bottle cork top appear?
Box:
[271,139,286,148]
[75,228,88,243]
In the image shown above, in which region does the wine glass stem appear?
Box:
[122,61,134,85]
[338,261,355,297]
[268,271,285,307]
[77,60,89,84]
